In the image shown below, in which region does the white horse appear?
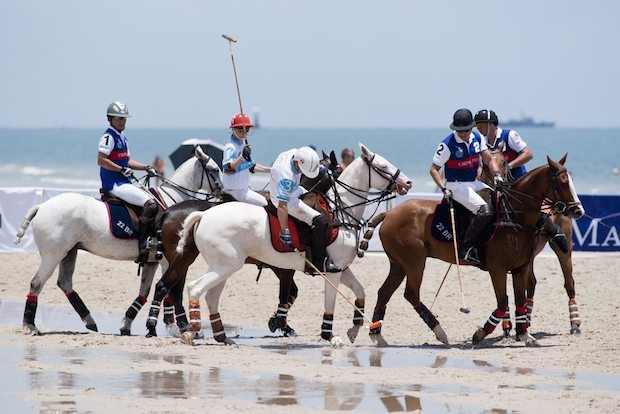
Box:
[176,143,412,345]
[14,146,223,336]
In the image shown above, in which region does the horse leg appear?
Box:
[401,257,448,345]
[56,247,98,332]
[204,282,236,345]
[473,268,509,345]
[23,251,65,335]
[182,264,239,345]
[268,268,297,337]
[340,267,365,343]
[321,272,343,341]
[512,268,539,346]
[551,223,580,334]
[120,262,157,336]
[370,258,406,339]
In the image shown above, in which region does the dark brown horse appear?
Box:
[482,150,582,335]
[367,155,584,346]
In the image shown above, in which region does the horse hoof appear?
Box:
[519,333,540,347]
[433,325,449,345]
[86,324,98,332]
[220,337,236,345]
[145,328,157,338]
[166,323,181,338]
[282,325,297,337]
[347,326,360,343]
[268,316,278,333]
[23,324,40,336]
[570,326,581,335]
[369,333,389,347]
[472,328,486,344]
[181,331,195,345]
[120,328,131,336]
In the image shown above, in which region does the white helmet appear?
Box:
[293,146,320,178]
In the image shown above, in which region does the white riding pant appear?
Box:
[273,193,319,226]
[110,183,152,207]
[225,188,267,207]
[445,180,490,214]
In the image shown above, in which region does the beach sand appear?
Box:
[1,251,619,413]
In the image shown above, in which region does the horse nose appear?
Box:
[571,205,585,219]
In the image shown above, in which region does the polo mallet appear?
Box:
[222,35,246,119]
[429,264,452,315]
[448,197,470,314]
[294,248,382,330]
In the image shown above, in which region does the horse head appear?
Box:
[356,143,412,195]
[546,154,584,219]
[167,146,223,196]
[512,154,584,219]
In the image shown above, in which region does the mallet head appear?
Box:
[221,34,237,43]
[460,307,471,314]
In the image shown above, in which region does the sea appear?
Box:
[0,127,618,195]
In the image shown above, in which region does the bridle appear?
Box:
[156,156,223,205]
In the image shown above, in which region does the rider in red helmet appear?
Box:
[222,113,270,206]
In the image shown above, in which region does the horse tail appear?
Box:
[176,211,204,254]
[358,211,389,253]
[14,204,40,244]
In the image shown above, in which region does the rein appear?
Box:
[153,157,222,205]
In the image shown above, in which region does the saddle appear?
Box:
[430,192,501,248]
[265,193,339,253]
[99,189,141,239]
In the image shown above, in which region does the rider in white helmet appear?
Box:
[97,101,159,264]
[269,146,341,273]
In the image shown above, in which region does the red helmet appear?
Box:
[230,113,254,128]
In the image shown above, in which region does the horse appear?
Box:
[366,155,584,347]
[14,146,223,336]
[481,150,582,335]
[144,161,341,339]
[175,143,412,345]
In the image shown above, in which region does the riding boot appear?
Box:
[460,204,493,265]
[311,215,341,273]
[537,213,568,253]
[136,199,158,264]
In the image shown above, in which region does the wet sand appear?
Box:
[1,251,620,413]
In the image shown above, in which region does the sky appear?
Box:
[1,0,619,128]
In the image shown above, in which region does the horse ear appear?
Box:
[359,143,372,159]
[559,153,568,165]
[194,145,206,159]
[547,155,561,171]
[329,151,338,171]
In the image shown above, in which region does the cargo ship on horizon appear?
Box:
[501,115,555,128]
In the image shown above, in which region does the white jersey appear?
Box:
[269,149,302,205]
[222,136,254,191]
[484,128,527,153]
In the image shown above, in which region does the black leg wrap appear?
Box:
[268,304,289,333]
[163,297,175,325]
[125,295,146,320]
[24,295,38,325]
[414,302,439,330]
[321,313,334,340]
[66,291,90,319]
[146,300,161,329]
[175,307,189,333]
[370,305,386,334]
[353,300,364,327]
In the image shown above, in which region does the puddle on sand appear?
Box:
[264,345,620,393]
[0,344,510,414]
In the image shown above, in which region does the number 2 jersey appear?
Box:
[432,131,487,182]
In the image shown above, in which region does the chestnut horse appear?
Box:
[481,150,582,335]
[368,155,584,346]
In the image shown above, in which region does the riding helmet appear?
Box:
[449,108,476,131]
[107,101,131,118]
[474,109,499,126]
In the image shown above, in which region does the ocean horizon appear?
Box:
[1,127,618,195]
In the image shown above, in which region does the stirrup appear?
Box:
[320,257,342,273]
[462,247,480,265]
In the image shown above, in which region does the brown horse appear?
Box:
[367,155,584,346]
[482,150,581,335]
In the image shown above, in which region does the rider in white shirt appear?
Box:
[269,147,341,273]
[222,113,270,206]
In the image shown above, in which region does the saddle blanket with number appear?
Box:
[429,196,499,246]
[104,201,138,239]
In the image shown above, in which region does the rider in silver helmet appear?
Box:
[97,101,159,264]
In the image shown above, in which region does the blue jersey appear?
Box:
[434,131,486,182]
[487,129,527,179]
[98,127,131,190]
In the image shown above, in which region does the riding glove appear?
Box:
[493,172,505,186]
[279,228,292,245]
[120,167,134,178]
[146,165,158,177]
[242,145,252,161]
[442,187,453,201]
